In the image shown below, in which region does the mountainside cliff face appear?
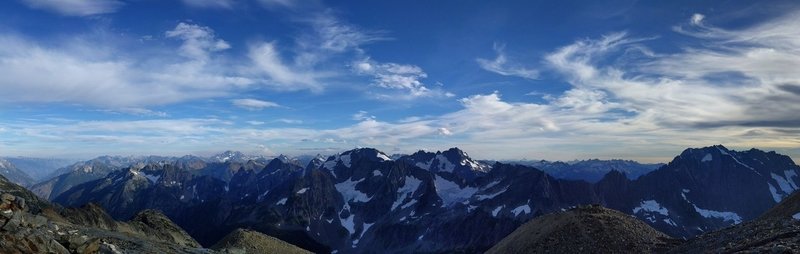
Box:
[49,145,800,253]
[0,158,35,187]
[599,145,800,238]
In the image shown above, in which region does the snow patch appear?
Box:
[372,170,383,177]
[341,214,355,235]
[400,199,417,210]
[511,205,530,216]
[483,180,503,190]
[769,183,782,203]
[772,172,796,195]
[352,222,373,246]
[340,154,352,168]
[436,154,456,172]
[633,200,669,216]
[793,212,800,220]
[701,153,713,162]
[785,170,799,190]
[377,152,391,161]
[434,175,477,206]
[276,198,287,205]
[336,178,370,203]
[392,176,421,210]
[693,204,742,224]
[143,173,160,183]
[296,188,309,194]
[476,186,508,201]
[492,206,504,217]
[257,190,269,201]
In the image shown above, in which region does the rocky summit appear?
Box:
[486,205,678,254]
[211,229,312,254]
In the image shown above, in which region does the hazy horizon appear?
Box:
[1,0,799,163]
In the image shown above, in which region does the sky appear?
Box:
[1,0,799,162]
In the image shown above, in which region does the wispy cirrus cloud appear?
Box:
[166,22,231,61]
[353,58,455,100]
[477,43,539,80]
[232,98,281,111]
[0,23,252,108]
[20,0,124,16]
[246,42,324,91]
[180,0,236,9]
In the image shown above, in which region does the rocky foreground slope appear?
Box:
[669,190,800,253]
[0,175,309,253]
[486,205,679,254]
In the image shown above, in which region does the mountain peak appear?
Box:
[341,148,392,162]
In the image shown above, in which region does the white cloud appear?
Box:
[0,28,252,108]
[166,22,231,61]
[232,99,281,110]
[181,0,235,9]
[354,58,452,99]
[476,43,539,79]
[275,119,303,124]
[690,13,705,25]
[292,11,388,67]
[352,110,375,121]
[247,42,323,91]
[246,121,265,125]
[21,0,123,16]
[98,108,169,117]
[256,0,296,8]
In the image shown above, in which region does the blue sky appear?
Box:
[1,0,799,162]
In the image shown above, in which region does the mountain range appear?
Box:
[501,159,663,182]
[16,144,795,253]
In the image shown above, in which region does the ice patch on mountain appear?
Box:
[701,154,712,162]
[772,172,796,195]
[633,200,669,216]
[296,188,308,194]
[492,205,504,217]
[692,204,742,224]
[769,183,782,203]
[377,152,391,161]
[785,170,799,189]
[336,178,370,203]
[476,186,508,201]
[434,175,477,206]
[392,176,421,210]
[511,204,530,216]
[341,214,355,235]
